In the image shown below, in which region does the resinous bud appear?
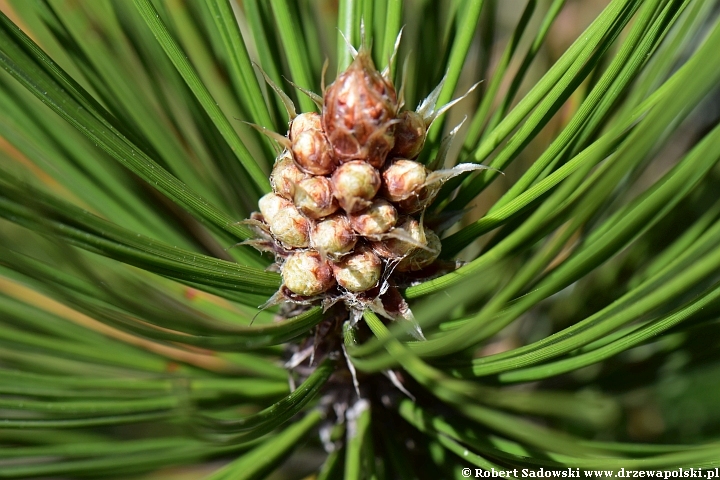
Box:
[290,112,336,175]
[332,247,383,292]
[267,202,311,248]
[382,159,439,214]
[293,176,338,219]
[270,151,308,200]
[389,111,426,159]
[331,160,381,213]
[310,214,357,258]
[396,227,441,272]
[348,199,398,236]
[282,251,335,296]
[322,50,398,168]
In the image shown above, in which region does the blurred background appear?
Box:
[2,0,720,478]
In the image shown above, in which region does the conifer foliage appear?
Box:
[1,1,720,479]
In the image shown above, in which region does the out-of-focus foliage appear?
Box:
[0,0,719,478]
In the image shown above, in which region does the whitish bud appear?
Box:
[382,159,427,201]
[291,131,337,176]
[331,160,381,213]
[372,216,425,259]
[290,112,336,175]
[396,227,441,272]
[267,202,311,248]
[270,151,308,200]
[283,251,335,296]
[293,176,339,219]
[390,111,426,159]
[322,49,398,168]
[348,199,398,236]
[311,214,357,258]
[289,112,322,139]
[382,159,440,214]
[258,192,288,224]
[333,247,383,292]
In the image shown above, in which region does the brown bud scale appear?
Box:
[322,51,398,168]
[333,248,383,293]
[383,159,440,213]
[396,227,441,272]
[289,112,322,140]
[382,159,428,202]
[267,202,311,248]
[271,151,309,200]
[291,130,336,175]
[258,193,289,224]
[371,216,425,259]
[331,161,381,213]
[293,176,338,219]
[390,111,426,159]
[348,199,398,236]
[283,251,335,296]
[311,214,357,258]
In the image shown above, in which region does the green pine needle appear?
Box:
[1,0,720,478]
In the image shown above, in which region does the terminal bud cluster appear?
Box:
[245,35,486,330]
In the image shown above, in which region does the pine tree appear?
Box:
[1,1,720,479]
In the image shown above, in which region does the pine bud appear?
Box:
[322,50,398,168]
[293,176,339,219]
[348,199,398,236]
[390,111,426,159]
[311,214,357,258]
[382,159,426,201]
[258,192,288,224]
[333,247,383,293]
[290,112,336,175]
[267,201,311,248]
[270,151,308,200]
[283,251,335,296]
[396,227,441,272]
[289,112,322,139]
[382,159,439,213]
[270,150,308,200]
[331,160,381,213]
[371,216,425,259]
